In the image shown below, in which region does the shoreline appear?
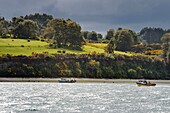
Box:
[0,78,170,84]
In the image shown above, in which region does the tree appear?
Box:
[43,27,54,39]
[81,31,89,39]
[105,29,114,40]
[97,33,103,39]
[44,18,83,48]
[105,38,116,53]
[167,53,170,63]
[0,17,11,37]
[161,33,170,58]
[12,20,38,39]
[66,19,83,47]
[44,18,66,47]
[128,29,140,44]
[25,13,53,36]
[128,69,137,78]
[87,31,97,41]
[115,29,134,51]
[12,17,24,27]
[161,33,170,43]
[82,31,102,41]
[0,22,3,36]
[24,13,53,27]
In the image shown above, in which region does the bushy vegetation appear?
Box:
[161,33,170,59]
[105,28,140,52]
[0,54,169,79]
[44,18,83,49]
[131,43,162,55]
[81,31,103,42]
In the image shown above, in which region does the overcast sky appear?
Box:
[1,0,170,35]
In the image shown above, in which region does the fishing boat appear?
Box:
[58,78,76,83]
[136,80,156,86]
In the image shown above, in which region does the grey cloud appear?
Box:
[0,0,56,19]
[1,0,170,34]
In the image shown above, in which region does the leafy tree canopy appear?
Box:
[82,31,102,41]
[97,33,103,39]
[44,18,83,48]
[105,38,116,53]
[113,28,139,51]
[87,31,97,41]
[0,22,3,36]
[161,33,170,43]
[105,29,114,40]
[12,20,38,39]
[24,13,53,27]
[161,33,170,58]
[115,29,134,51]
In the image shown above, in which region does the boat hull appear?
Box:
[136,83,156,86]
[58,81,76,83]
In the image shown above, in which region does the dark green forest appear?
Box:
[0,54,169,79]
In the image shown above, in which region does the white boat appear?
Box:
[136,80,156,86]
[58,78,76,83]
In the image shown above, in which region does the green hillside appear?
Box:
[0,38,140,56]
[0,38,106,56]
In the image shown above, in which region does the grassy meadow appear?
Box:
[0,38,106,56]
[0,38,137,56]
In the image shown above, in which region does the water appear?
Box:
[0,83,170,113]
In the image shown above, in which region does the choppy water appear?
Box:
[0,82,170,113]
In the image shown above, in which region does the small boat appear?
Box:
[136,80,156,86]
[58,78,76,83]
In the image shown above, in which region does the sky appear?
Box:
[1,0,170,35]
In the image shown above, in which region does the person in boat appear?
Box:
[144,80,147,84]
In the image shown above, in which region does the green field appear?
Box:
[0,38,106,56]
[0,38,136,56]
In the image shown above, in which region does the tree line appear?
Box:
[140,27,170,44]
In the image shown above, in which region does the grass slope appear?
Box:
[0,38,106,56]
[0,38,135,56]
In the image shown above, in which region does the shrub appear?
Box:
[128,69,137,78]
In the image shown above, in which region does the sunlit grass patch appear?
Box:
[85,43,107,49]
[0,38,143,56]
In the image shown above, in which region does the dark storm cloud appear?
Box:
[1,0,170,34]
[55,0,170,24]
[0,0,51,19]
